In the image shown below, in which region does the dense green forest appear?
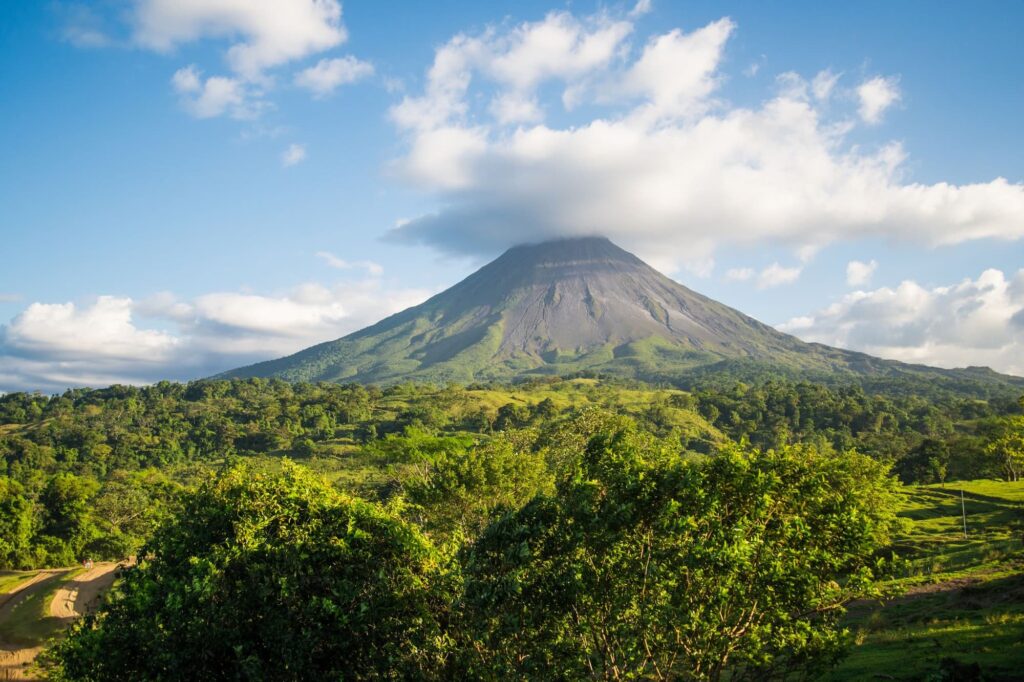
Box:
[0,377,1021,679]
[1,377,1021,570]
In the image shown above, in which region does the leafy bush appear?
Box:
[460,431,900,680]
[51,463,454,681]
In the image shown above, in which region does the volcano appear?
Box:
[221,237,1023,395]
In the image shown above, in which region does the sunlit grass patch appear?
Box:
[836,479,1024,679]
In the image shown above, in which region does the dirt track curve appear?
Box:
[49,563,119,620]
[0,570,68,681]
[0,564,119,680]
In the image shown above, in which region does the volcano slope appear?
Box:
[222,237,1024,398]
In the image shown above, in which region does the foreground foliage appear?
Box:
[461,434,898,680]
[1,378,1019,570]
[51,430,900,681]
[51,463,452,680]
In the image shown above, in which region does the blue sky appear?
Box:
[1,1,1022,391]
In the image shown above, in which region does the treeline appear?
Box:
[686,380,1024,482]
[51,422,901,681]
[1,377,1021,569]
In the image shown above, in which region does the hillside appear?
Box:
[3,378,1021,678]
[831,480,1024,680]
[222,237,1024,397]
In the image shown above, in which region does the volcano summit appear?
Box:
[222,237,1023,395]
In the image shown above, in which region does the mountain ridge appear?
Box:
[220,237,1024,396]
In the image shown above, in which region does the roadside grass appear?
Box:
[0,572,38,595]
[829,479,1024,680]
[0,569,78,647]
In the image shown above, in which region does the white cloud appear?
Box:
[629,0,653,19]
[725,267,754,282]
[779,269,1024,376]
[192,290,347,340]
[387,9,1024,270]
[811,69,839,101]
[796,244,820,263]
[623,19,734,121]
[391,10,634,131]
[1,297,178,362]
[757,262,802,289]
[487,12,633,93]
[171,66,254,119]
[0,281,431,392]
[857,75,900,124]
[316,252,384,276]
[490,92,544,125]
[281,143,307,167]
[121,1,365,122]
[846,259,878,287]
[171,64,201,92]
[133,0,347,79]
[295,56,374,97]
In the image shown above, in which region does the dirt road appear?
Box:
[0,564,119,680]
[0,570,68,682]
[49,563,119,620]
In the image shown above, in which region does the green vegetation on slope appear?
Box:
[0,375,1020,678]
[832,480,1024,681]
[220,238,1024,400]
[1,378,1021,570]
[50,438,902,680]
[0,569,75,647]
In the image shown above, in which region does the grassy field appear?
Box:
[830,480,1024,681]
[0,572,39,596]
[0,569,80,648]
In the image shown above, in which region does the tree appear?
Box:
[986,416,1024,482]
[460,430,899,681]
[530,398,558,422]
[495,403,530,431]
[0,477,34,568]
[403,435,552,541]
[87,470,181,560]
[51,463,454,681]
[291,436,317,458]
[897,438,950,484]
[39,473,99,561]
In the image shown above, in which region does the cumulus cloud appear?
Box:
[390,10,634,131]
[132,0,347,79]
[623,19,735,121]
[2,297,178,362]
[725,267,754,282]
[779,269,1024,376]
[629,0,653,19]
[811,69,839,101]
[0,280,431,393]
[725,263,803,288]
[110,1,366,121]
[857,75,900,124]
[295,56,374,96]
[171,65,255,119]
[386,8,1024,271]
[757,263,802,289]
[281,143,307,167]
[315,252,384,276]
[846,259,878,287]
